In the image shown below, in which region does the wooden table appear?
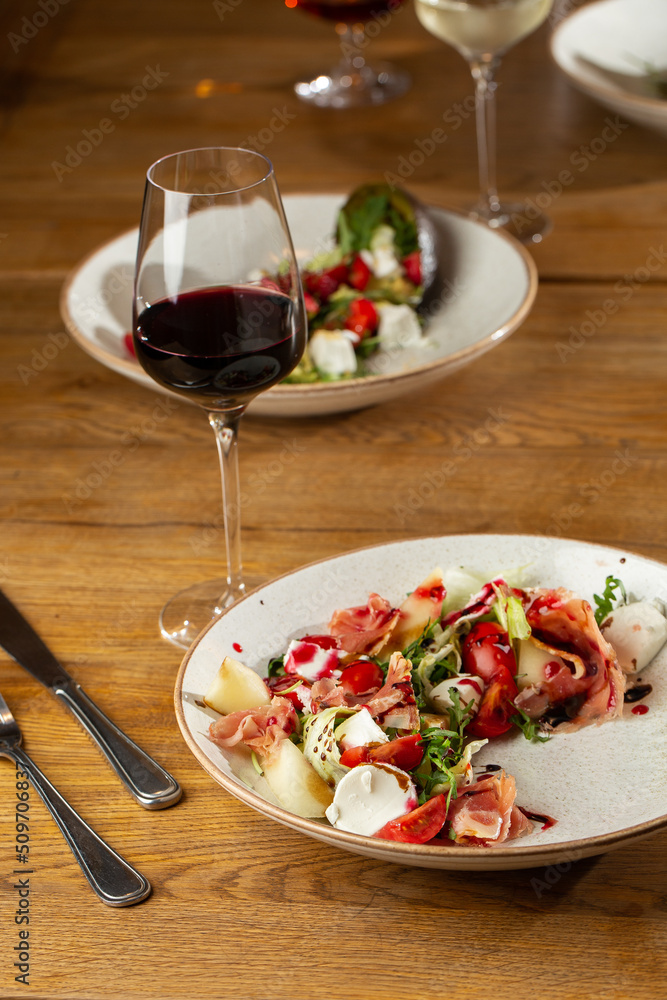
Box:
[1,1,667,997]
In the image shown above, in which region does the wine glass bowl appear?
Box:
[414,0,554,243]
[133,148,306,647]
[292,0,411,108]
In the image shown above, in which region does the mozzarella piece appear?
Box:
[308,330,357,377]
[334,708,389,751]
[516,640,567,691]
[429,674,485,715]
[325,763,417,836]
[601,601,667,673]
[284,639,339,682]
[359,224,402,279]
[377,303,423,350]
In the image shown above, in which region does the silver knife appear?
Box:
[0,588,182,810]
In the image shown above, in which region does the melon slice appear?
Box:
[381,567,445,654]
[204,656,271,715]
[262,739,334,818]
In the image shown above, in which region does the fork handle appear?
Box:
[54,681,181,810]
[7,745,151,907]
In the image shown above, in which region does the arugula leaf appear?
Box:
[510,706,549,743]
[593,575,627,625]
[266,656,285,678]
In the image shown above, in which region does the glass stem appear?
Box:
[470,56,501,219]
[337,23,368,74]
[208,409,246,609]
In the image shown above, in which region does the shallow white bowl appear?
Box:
[175,534,667,871]
[60,194,537,418]
[551,0,667,135]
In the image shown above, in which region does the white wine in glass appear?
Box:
[415,0,554,243]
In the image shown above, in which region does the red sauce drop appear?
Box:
[233,642,243,653]
[544,661,561,680]
[415,584,446,602]
[632,704,649,715]
[519,808,557,831]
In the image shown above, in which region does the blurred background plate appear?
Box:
[60,194,537,418]
[551,0,667,135]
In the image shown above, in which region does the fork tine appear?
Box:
[0,689,21,742]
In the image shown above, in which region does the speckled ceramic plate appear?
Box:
[551,0,667,135]
[59,194,537,418]
[175,534,667,871]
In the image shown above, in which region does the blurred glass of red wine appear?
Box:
[134,285,299,409]
[295,0,405,23]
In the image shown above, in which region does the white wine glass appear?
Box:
[133,148,306,648]
[415,0,554,243]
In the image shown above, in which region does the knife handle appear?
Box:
[7,745,152,907]
[55,682,182,810]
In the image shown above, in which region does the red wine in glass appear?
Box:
[133,147,306,648]
[134,285,300,409]
[296,0,405,21]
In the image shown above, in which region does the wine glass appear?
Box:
[292,0,411,108]
[133,148,306,648]
[414,0,554,243]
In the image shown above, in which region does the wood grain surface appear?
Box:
[1,1,667,998]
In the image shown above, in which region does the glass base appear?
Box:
[159,577,245,649]
[295,62,410,108]
[470,201,552,245]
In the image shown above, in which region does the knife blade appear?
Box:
[0,588,181,810]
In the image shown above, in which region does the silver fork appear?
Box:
[0,690,151,907]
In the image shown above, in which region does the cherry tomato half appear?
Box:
[461,621,516,684]
[348,254,372,291]
[339,659,384,696]
[462,622,518,739]
[374,794,448,843]
[267,674,309,710]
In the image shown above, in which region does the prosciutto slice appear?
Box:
[364,652,420,731]
[447,771,531,846]
[309,677,351,712]
[518,588,625,729]
[328,592,400,655]
[208,696,297,757]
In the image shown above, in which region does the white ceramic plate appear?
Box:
[551,0,667,135]
[59,194,537,418]
[175,534,667,871]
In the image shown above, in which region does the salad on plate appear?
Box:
[202,566,667,847]
[286,183,432,383]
